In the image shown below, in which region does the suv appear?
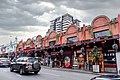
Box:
[10,57,41,75]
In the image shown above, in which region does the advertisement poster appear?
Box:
[64,56,70,68]
[116,52,120,75]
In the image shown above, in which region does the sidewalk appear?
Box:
[41,66,117,75]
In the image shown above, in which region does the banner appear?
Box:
[116,52,120,75]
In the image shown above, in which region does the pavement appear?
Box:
[41,65,117,75]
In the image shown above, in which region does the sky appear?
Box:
[0,0,120,45]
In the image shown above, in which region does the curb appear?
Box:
[41,66,116,75]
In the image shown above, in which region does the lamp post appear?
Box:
[112,41,118,52]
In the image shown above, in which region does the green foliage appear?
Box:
[91,34,94,38]
[62,32,66,35]
[109,30,112,36]
[90,46,101,64]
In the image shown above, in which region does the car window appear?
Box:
[16,58,22,62]
[28,58,38,63]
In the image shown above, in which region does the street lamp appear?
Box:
[112,42,118,52]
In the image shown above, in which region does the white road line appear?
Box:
[16,74,22,78]
[42,72,60,77]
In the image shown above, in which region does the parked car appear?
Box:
[91,75,120,80]
[0,58,11,67]
[10,57,41,75]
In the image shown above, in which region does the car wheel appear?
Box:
[10,66,14,72]
[34,71,39,74]
[19,67,24,75]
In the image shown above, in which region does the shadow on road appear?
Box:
[12,71,40,76]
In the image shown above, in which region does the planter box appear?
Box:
[93,65,100,72]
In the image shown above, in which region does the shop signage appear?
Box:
[94,30,110,38]
[67,36,77,43]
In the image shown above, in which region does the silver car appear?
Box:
[0,58,11,67]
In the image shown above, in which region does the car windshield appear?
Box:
[28,58,38,63]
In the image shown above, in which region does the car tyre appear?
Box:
[34,71,39,74]
[10,66,14,72]
[19,67,24,75]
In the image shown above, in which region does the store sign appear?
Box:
[94,30,110,38]
[67,36,77,43]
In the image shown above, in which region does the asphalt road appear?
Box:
[0,67,96,80]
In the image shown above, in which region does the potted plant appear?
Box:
[90,46,101,72]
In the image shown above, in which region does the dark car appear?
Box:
[0,58,11,67]
[10,57,41,75]
[91,75,120,80]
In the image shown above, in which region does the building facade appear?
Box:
[16,14,120,73]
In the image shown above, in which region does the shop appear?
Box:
[15,14,120,73]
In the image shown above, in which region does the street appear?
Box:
[0,67,97,80]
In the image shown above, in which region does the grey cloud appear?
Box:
[45,0,120,10]
[0,0,120,38]
[17,3,54,16]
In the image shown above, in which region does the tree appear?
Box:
[90,46,101,65]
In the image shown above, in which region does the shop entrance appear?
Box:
[86,48,104,72]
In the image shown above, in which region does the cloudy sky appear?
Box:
[0,0,120,45]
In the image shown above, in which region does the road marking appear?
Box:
[16,74,22,78]
[42,72,60,77]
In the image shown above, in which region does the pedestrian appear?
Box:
[48,58,50,66]
[85,60,88,71]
